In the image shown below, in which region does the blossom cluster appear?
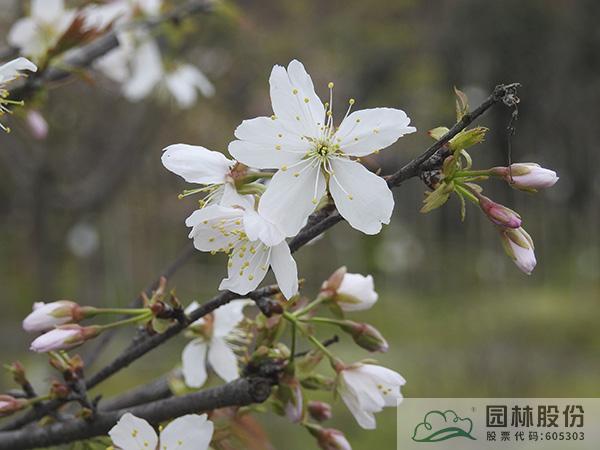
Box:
[5,0,213,111]
[163,59,416,298]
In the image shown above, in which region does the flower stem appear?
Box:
[455,183,480,204]
[92,308,150,316]
[27,394,51,406]
[454,169,493,178]
[97,312,152,330]
[293,294,329,317]
[301,316,343,326]
[289,321,297,364]
[282,312,338,363]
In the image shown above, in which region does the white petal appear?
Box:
[361,364,406,386]
[269,241,298,299]
[243,209,285,247]
[207,337,239,382]
[229,116,310,169]
[212,300,251,337]
[219,241,270,295]
[233,116,309,150]
[336,108,416,156]
[83,2,130,30]
[160,414,213,450]
[339,388,376,430]
[337,273,378,312]
[328,158,394,234]
[181,64,214,97]
[137,0,162,17]
[109,413,158,450]
[32,0,65,23]
[94,46,131,83]
[342,370,386,412]
[7,19,42,56]
[162,144,233,184]
[185,206,245,252]
[269,60,325,137]
[165,64,213,108]
[0,57,37,83]
[184,300,200,314]
[219,183,255,209]
[123,36,163,101]
[181,339,208,388]
[258,159,326,237]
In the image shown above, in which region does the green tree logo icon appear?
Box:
[412,410,476,442]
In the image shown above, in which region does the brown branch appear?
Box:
[0,377,272,450]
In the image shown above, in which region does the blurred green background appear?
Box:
[0,0,599,448]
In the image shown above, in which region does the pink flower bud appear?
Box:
[25,110,48,140]
[308,425,352,450]
[308,401,333,422]
[275,374,304,423]
[500,227,536,275]
[30,325,101,353]
[23,301,86,333]
[492,163,558,191]
[477,195,521,229]
[0,395,28,417]
[340,321,388,353]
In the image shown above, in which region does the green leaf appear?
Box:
[421,182,454,213]
[448,127,488,151]
[454,86,469,121]
[428,126,450,141]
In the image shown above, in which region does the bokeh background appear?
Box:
[1,0,599,448]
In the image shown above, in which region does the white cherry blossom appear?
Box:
[337,363,406,429]
[8,0,76,61]
[94,30,213,107]
[181,300,250,388]
[185,191,298,298]
[229,59,416,236]
[109,412,213,450]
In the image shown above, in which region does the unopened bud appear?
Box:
[322,267,378,312]
[492,163,559,191]
[340,321,388,353]
[300,374,335,391]
[307,425,352,450]
[50,381,70,399]
[0,395,28,417]
[500,227,536,275]
[296,349,325,374]
[25,110,48,140]
[477,194,521,229]
[6,361,27,386]
[308,401,333,422]
[277,376,303,423]
[30,325,102,353]
[23,301,94,333]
